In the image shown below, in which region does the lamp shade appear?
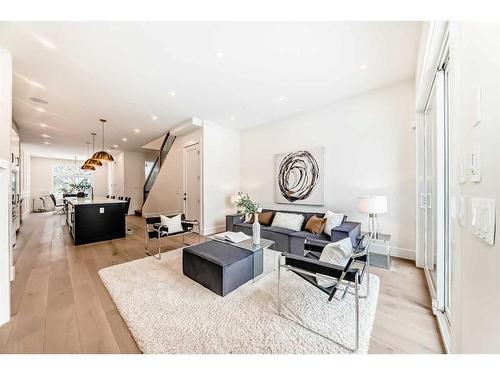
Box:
[92,119,114,162]
[358,196,388,214]
[92,150,114,162]
[81,164,95,171]
[84,158,102,166]
[230,194,240,205]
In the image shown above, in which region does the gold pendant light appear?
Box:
[81,141,96,170]
[84,132,102,167]
[92,118,114,163]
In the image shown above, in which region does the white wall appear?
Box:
[240,80,416,257]
[202,121,240,235]
[123,151,147,213]
[108,152,125,198]
[108,151,146,214]
[0,47,12,326]
[143,128,202,216]
[448,22,500,354]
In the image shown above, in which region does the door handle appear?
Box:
[420,193,426,208]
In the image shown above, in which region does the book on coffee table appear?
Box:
[213,231,250,244]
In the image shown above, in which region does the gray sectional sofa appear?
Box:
[225,208,361,255]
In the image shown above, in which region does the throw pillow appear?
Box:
[305,215,327,234]
[160,213,184,234]
[316,237,353,288]
[271,212,304,232]
[249,211,274,226]
[323,210,344,236]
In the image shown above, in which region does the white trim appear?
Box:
[202,225,225,236]
[436,309,451,353]
[390,247,416,261]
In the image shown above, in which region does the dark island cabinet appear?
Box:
[66,197,127,245]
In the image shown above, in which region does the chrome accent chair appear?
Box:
[49,194,65,214]
[144,213,200,260]
[277,233,372,352]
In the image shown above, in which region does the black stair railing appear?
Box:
[143,132,176,203]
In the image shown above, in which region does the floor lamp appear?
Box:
[358,196,388,236]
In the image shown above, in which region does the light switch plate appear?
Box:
[471,197,496,245]
[470,144,482,182]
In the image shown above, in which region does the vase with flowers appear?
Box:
[234,192,261,245]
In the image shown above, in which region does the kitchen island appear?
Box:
[66,197,127,245]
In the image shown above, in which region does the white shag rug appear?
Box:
[98,248,379,354]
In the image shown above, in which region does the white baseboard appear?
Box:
[390,246,416,261]
[371,243,415,261]
[202,225,225,236]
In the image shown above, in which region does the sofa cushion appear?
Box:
[249,211,274,226]
[271,212,304,231]
[323,210,344,236]
[305,215,326,234]
[289,230,331,242]
[233,222,252,229]
[261,226,296,236]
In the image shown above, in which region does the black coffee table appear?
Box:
[182,238,275,296]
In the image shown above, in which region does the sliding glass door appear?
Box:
[421,43,451,344]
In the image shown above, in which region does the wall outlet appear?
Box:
[99,207,104,213]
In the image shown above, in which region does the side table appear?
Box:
[361,231,391,269]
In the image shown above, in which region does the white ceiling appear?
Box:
[0,22,421,158]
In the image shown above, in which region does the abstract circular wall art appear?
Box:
[274,147,324,205]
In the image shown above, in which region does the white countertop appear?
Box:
[65,197,126,205]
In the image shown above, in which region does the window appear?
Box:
[53,164,92,198]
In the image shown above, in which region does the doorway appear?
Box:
[183,143,201,232]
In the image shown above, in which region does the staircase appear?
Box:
[135,132,176,216]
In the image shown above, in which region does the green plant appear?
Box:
[60,179,91,195]
[235,192,259,215]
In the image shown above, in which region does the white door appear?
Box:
[183,143,200,230]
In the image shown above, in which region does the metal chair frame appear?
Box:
[144,213,201,260]
[49,194,65,215]
[277,234,372,352]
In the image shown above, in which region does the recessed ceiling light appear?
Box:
[360,64,367,70]
[43,141,50,145]
[30,97,48,104]
[122,138,127,142]
[34,34,56,50]
[216,51,224,59]
[39,123,47,128]
[35,107,46,113]
[278,97,285,102]
[169,91,176,97]
[41,134,50,138]
[151,114,158,121]
[112,144,118,148]
[134,128,140,133]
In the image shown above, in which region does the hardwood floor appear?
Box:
[0,212,444,354]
